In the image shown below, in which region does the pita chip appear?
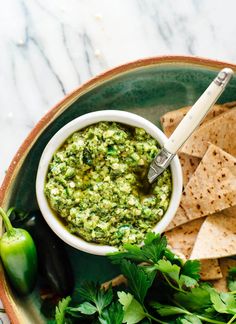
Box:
[190,210,236,260]
[181,108,236,158]
[160,104,230,137]
[166,206,188,231]
[165,219,222,280]
[165,218,205,258]
[212,258,236,292]
[223,100,236,108]
[200,259,222,281]
[167,144,236,230]
[178,153,201,188]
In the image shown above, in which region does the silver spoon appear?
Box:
[148,68,234,184]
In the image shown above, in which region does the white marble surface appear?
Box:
[1,0,236,185]
[1,0,236,321]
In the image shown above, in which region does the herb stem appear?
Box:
[229,290,236,295]
[162,273,184,293]
[172,300,191,314]
[227,314,236,324]
[145,313,168,324]
[197,314,227,324]
[172,300,226,324]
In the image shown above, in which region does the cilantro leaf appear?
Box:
[143,231,157,245]
[176,314,202,324]
[155,258,198,290]
[228,267,236,292]
[109,245,146,264]
[179,275,198,288]
[142,233,167,263]
[181,260,201,281]
[210,290,228,314]
[164,248,184,266]
[156,259,180,283]
[118,291,146,324]
[221,292,236,313]
[98,301,124,324]
[53,232,236,324]
[68,301,97,315]
[120,260,155,303]
[174,287,211,312]
[210,289,236,315]
[109,233,167,264]
[150,301,189,316]
[78,282,113,315]
[55,296,71,324]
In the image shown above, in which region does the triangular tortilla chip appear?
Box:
[181,108,236,158]
[223,101,236,108]
[160,104,230,137]
[166,206,187,231]
[190,208,236,260]
[178,153,201,188]
[167,144,236,230]
[200,259,222,281]
[165,219,222,280]
[165,218,205,258]
[212,258,236,292]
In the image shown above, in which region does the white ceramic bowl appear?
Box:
[36,110,183,255]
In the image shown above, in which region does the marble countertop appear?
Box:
[1,0,236,321]
[1,0,236,184]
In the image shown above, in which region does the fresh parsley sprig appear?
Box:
[55,296,71,324]
[109,233,200,294]
[53,233,236,324]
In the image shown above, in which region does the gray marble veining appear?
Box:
[1,0,236,181]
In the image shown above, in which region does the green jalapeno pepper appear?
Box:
[0,207,37,296]
[11,210,74,297]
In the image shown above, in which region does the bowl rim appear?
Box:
[1,55,236,323]
[36,110,183,255]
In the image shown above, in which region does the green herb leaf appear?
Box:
[181,260,201,281]
[210,289,236,315]
[98,301,124,324]
[55,296,71,324]
[210,290,228,314]
[64,308,83,319]
[118,291,146,324]
[179,275,198,288]
[108,245,148,264]
[53,234,236,324]
[156,259,180,283]
[164,248,184,266]
[78,282,113,315]
[221,292,236,313]
[109,233,167,265]
[174,287,211,312]
[150,301,190,316]
[176,314,202,324]
[120,260,155,303]
[228,267,236,292]
[70,301,97,315]
[142,233,167,263]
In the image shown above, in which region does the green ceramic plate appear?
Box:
[1,56,236,324]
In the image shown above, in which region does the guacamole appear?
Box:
[45,122,172,246]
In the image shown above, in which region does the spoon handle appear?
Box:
[164,68,234,154]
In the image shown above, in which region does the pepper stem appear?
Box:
[0,207,14,233]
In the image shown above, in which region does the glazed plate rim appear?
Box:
[1,55,236,324]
